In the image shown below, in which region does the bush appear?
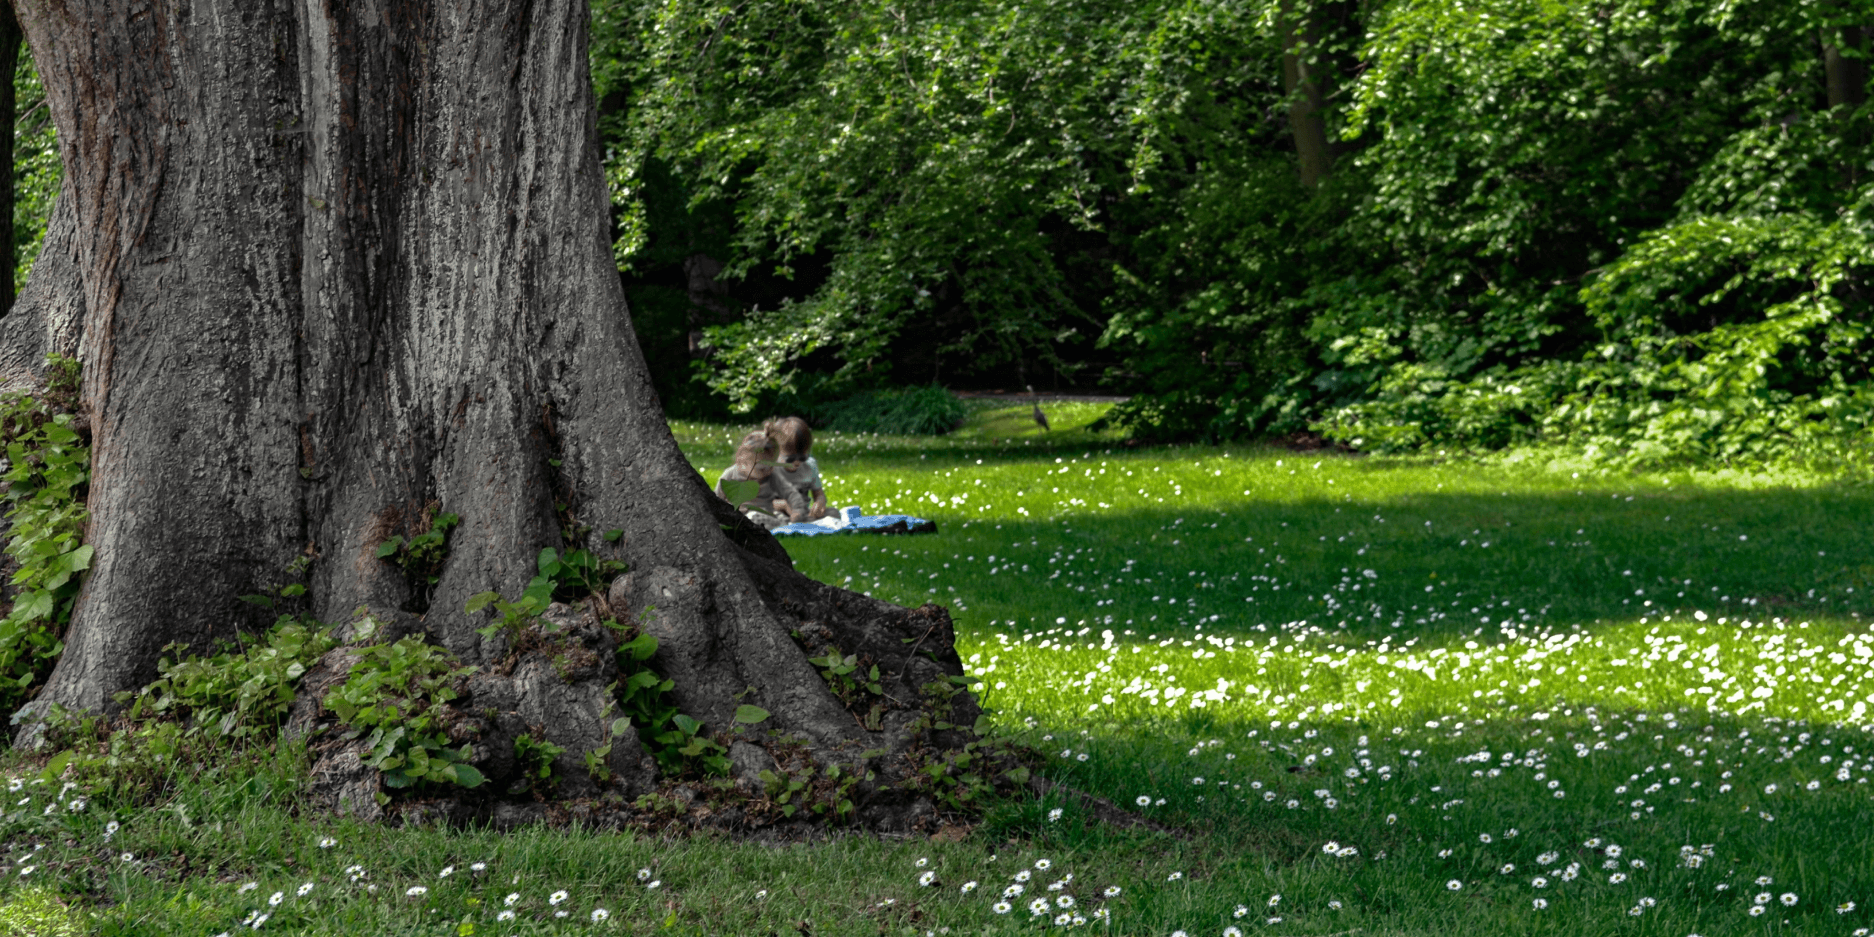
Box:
[119,617,336,740]
[811,387,966,436]
[0,354,90,716]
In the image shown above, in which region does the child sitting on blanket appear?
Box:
[765,415,829,522]
[715,429,807,529]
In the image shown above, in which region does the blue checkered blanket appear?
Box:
[770,507,936,537]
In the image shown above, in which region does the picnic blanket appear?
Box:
[770,506,937,537]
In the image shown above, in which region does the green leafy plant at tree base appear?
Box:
[467,546,627,643]
[901,677,1031,813]
[323,637,484,790]
[116,618,336,741]
[0,354,90,716]
[614,628,722,776]
[807,647,887,730]
[610,622,764,778]
[757,761,862,820]
[375,511,460,585]
[513,733,564,784]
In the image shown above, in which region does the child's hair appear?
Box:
[732,430,777,472]
[764,416,813,460]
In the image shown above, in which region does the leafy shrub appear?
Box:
[31,615,330,803]
[0,354,90,715]
[375,511,459,585]
[467,546,627,643]
[613,628,734,777]
[513,733,564,783]
[1541,212,1874,467]
[117,618,336,740]
[812,387,966,436]
[323,634,483,790]
[1319,210,1874,467]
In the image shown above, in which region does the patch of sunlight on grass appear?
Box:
[0,886,78,937]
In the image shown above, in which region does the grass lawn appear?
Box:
[3,402,1872,936]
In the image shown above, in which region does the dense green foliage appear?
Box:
[0,356,87,716]
[612,629,732,778]
[324,629,485,791]
[7,3,1867,464]
[121,619,336,741]
[598,0,1874,467]
[800,385,968,435]
[10,44,58,296]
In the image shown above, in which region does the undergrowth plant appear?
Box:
[118,618,336,741]
[14,611,335,804]
[0,355,89,716]
[322,631,484,792]
[513,733,564,786]
[467,546,627,643]
[612,625,735,777]
[463,549,739,779]
[374,510,460,587]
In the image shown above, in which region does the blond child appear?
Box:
[715,429,808,529]
[764,416,828,521]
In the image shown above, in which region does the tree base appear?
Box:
[285,564,1019,834]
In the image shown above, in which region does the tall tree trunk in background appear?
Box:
[0,3,19,318]
[1826,25,1869,189]
[1,0,977,827]
[1281,0,1333,189]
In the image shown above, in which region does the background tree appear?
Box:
[0,0,979,824]
[598,0,1874,467]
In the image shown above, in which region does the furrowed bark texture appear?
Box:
[8,0,976,819]
[0,6,17,320]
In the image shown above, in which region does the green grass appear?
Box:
[3,407,1872,935]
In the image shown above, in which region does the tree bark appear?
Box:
[1826,29,1869,111]
[0,2,18,319]
[1280,0,1333,189]
[1825,26,1869,189]
[5,0,980,827]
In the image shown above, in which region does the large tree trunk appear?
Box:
[4,0,980,829]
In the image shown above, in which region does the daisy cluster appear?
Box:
[1010,704,1872,932]
[928,855,1117,927]
[974,615,1874,728]
[0,823,664,933]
